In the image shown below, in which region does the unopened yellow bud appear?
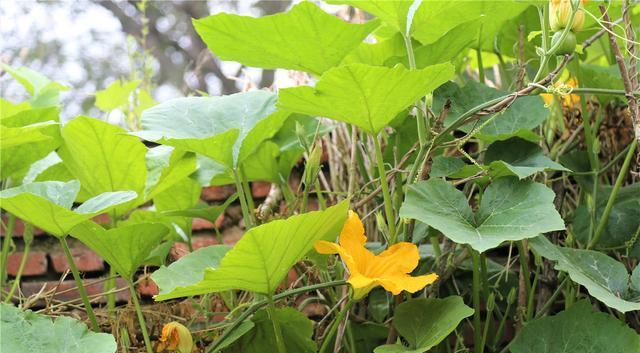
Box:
[549,0,586,32]
[157,322,193,353]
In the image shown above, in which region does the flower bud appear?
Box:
[549,0,586,32]
[157,322,193,353]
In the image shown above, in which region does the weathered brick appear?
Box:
[0,217,45,238]
[6,251,48,276]
[192,217,213,231]
[20,277,129,304]
[51,247,104,273]
[192,234,219,250]
[201,185,236,201]
[170,242,189,261]
[221,226,243,245]
[136,275,159,297]
[251,182,272,198]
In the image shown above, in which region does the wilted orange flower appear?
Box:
[315,211,438,300]
[550,0,587,32]
[157,322,193,353]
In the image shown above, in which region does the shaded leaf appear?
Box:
[509,300,640,353]
[435,81,549,142]
[485,137,569,179]
[375,296,473,353]
[400,177,564,252]
[0,303,116,353]
[152,245,232,296]
[529,236,640,313]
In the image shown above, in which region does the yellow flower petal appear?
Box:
[375,242,420,274]
[378,273,439,295]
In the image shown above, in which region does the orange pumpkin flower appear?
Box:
[550,0,587,32]
[315,211,438,300]
[157,322,193,353]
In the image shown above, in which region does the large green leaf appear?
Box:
[0,64,69,107]
[155,201,348,299]
[144,146,197,200]
[278,63,454,134]
[70,222,168,279]
[572,183,640,249]
[400,177,565,253]
[137,91,287,169]
[193,2,378,75]
[152,245,231,296]
[231,307,316,353]
[388,18,483,69]
[1,107,61,180]
[485,137,569,179]
[1,303,116,353]
[434,81,549,142]
[410,1,529,48]
[327,0,413,33]
[375,296,473,353]
[95,79,140,112]
[58,116,147,212]
[509,300,640,353]
[529,236,640,313]
[0,181,136,237]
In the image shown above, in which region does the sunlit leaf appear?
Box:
[193,2,379,75]
[0,64,69,107]
[70,222,169,279]
[59,116,147,213]
[0,180,137,237]
[95,79,140,112]
[137,90,287,169]
[278,63,454,134]
[155,201,348,299]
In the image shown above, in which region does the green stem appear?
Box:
[266,297,287,353]
[106,211,118,314]
[233,168,253,229]
[372,133,396,242]
[128,281,153,353]
[0,214,16,298]
[206,280,347,353]
[570,88,638,96]
[589,139,638,249]
[471,249,483,353]
[4,223,32,303]
[60,237,100,331]
[535,277,569,318]
[319,300,353,353]
[240,167,256,218]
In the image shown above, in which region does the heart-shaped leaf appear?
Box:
[137,90,288,170]
[278,63,454,134]
[193,2,379,75]
[70,222,169,279]
[152,245,231,295]
[59,116,147,211]
[434,81,549,142]
[0,180,137,237]
[509,300,640,353]
[529,236,640,313]
[1,303,116,353]
[485,137,569,179]
[375,296,473,353]
[400,177,565,253]
[155,201,348,299]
